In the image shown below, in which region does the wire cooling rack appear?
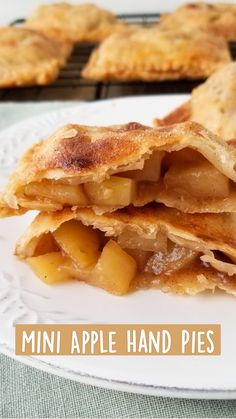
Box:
[0,13,235,101]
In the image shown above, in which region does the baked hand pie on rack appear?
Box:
[15,204,236,296]
[25,2,124,43]
[0,27,72,87]
[160,2,236,41]
[154,63,236,141]
[1,121,236,215]
[82,26,231,81]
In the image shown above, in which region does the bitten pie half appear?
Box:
[81,26,231,81]
[25,2,124,43]
[1,121,236,215]
[0,27,72,88]
[15,205,236,296]
[155,63,236,141]
[160,2,236,41]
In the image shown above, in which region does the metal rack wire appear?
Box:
[0,13,235,101]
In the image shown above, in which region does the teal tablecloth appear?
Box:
[1,102,236,418]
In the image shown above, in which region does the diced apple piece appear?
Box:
[27,252,72,284]
[145,243,198,275]
[164,160,230,198]
[24,180,88,206]
[125,151,165,181]
[91,240,137,295]
[84,176,136,207]
[53,220,100,269]
[118,230,167,252]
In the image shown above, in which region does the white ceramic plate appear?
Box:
[1,95,236,399]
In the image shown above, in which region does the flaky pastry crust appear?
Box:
[82,26,231,81]
[26,2,124,43]
[160,3,236,41]
[0,27,72,87]
[1,121,236,215]
[155,63,236,140]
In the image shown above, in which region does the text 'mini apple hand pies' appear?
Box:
[1,121,236,216]
[155,63,236,141]
[82,26,231,82]
[0,27,72,88]
[25,2,124,43]
[15,205,236,296]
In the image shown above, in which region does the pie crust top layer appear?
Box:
[155,63,236,140]
[82,26,231,81]
[26,2,124,43]
[1,121,236,215]
[0,27,72,87]
[160,2,236,41]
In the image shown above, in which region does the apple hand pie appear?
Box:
[1,121,236,216]
[160,3,236,41]
[82,26,231,81]
[25,2,124,43]
[155,63,236,141]
[15,205,236,296]
[0,27,72,88]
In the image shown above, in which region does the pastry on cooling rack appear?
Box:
[25,2,124,43]
[81,26,231,81]
[154,63,236,140]
[160,3,236,41]
[15,205,236,296]
[0,27,72,88]
[1,121,236,216]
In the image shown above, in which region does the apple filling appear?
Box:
[20,148,232,211]
[26,219,234,295]
[164,160,230,199]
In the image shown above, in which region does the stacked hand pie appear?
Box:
[1,121,236,296]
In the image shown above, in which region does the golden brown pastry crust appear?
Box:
[1,121,236,215]
[155,63,236,140]
[0,27,72,88]
[155,101,191,127]
[26,2,124,43]
[15,205,236,296]
[160,3,236,41]
[82,26,231,81]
